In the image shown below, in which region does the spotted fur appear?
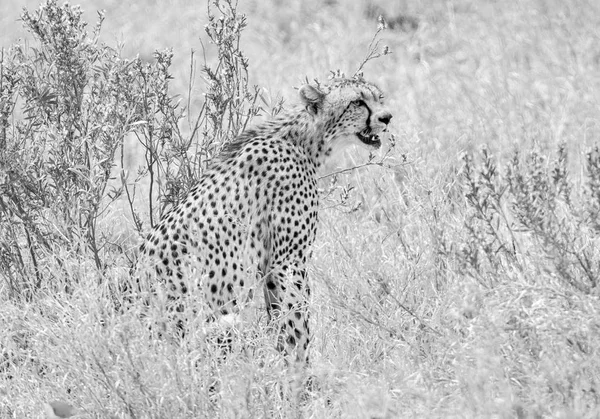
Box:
[139,76,392,362]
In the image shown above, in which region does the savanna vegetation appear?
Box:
[1,0,600,417]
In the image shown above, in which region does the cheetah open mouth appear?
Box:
[356,130,381,148]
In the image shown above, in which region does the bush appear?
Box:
[459,143,600,293]
[0,0,267,300]
[0,1,135,298]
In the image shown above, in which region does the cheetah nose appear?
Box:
[378,112,393,125]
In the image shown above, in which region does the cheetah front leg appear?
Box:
[263,266,311,364]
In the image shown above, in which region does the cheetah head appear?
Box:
[299,76,392,150]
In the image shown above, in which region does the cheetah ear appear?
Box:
[299,84,325,114]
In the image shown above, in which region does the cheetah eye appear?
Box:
[351,99,366,107]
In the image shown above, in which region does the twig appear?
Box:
[354,15,391,76]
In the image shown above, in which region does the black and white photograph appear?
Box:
[1,0,599,417]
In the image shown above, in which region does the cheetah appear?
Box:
[139,76,392,363]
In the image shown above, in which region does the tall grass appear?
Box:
[1,0,600,418]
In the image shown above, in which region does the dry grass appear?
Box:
[2,0,600,417]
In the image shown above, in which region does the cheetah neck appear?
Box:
[260,108,332,169]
